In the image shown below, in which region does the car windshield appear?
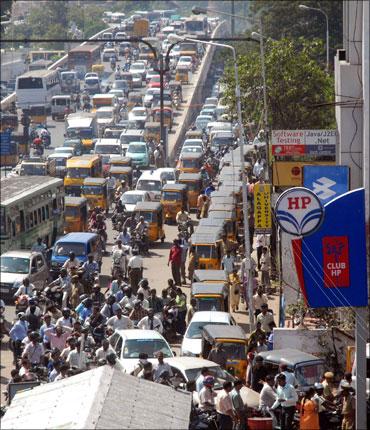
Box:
[185,366,234,389]
[54,242,85,256]
[197,298,222,311]
[213,137,234,147]
[137,180,160,192]
[182,147,202,153]
[182,159,198,168]
[128,144,145,153]
[186,321,229,339]
[122,194,143,204]
[95,145,121,154]
[222,343,246,360]
[0,256,29,274]
[160,171,175,181]
[122,339,172,358]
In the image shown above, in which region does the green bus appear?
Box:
[1,176,65,253]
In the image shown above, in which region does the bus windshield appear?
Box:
[17,77,43,89]
[67,168,90,178]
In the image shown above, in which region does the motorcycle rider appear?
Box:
[13,278,35,299]
[92,213,108,249]
[32,134,44,156]
[111,239,128,278]
[81,254,99,288]
[135,216,149,252]
[117,226,131,246]
[176,208,193,236]
[48,269,72,308]
[62,252,80,276]
[123,213,137,233]
[115,180,129,201]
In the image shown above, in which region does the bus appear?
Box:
[64,155,103,196]
[28,59,53,71]
[184,17,208,37]
[67,44,101,79]
[15,69,60,110]
[0,176,65,252]
[29,50,65,62]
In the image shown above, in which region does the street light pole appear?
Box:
[299,4,330,71]
[170,34,254,330]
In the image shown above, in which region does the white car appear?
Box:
[120,190,151,213]
[109,329,174,374]
[128,107,148,123]
[180,146,203,155]
[146,69,158,84]
[129,62,146,79]
[182,139,204,150]
[177,56,192,68]
[54,146,75,156]
[84,72,99,80]
[181,311,236,357]
[195,115,213,131]
[205,97,218,105]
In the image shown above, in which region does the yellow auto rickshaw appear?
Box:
[175,65,190,84]
[127,91,143,110]
[144,121,161,143]
[109,165,133,188]
[189,226,223,270]
[92,64,105,78]
[161,183,188,223]
[201,325,248,378]
[133,201,165,243]
[28,105,47,126]
[152,107,173,130]
[191,282,229,312]
[208,210,237,242]
[176,152,203,174]
[64,196,88,233]
[81,177,109,211]
[178,172,203,209]
[109,156,132,168]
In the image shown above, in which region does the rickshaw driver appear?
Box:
[135,216,149,250]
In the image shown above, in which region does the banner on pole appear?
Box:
[254,184,272,233]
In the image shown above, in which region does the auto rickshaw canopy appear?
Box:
[134,201,162,212]
[178,172,202,181]
[202,324,247,343]
[192,282,228,298]
[83,177,107,186]
[193,270,228,283]
[162,183,187,193]
[109,156,132,167]
[190,226,223,245]
[198,217,226,230]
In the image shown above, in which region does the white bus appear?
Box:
[15,69,61,110]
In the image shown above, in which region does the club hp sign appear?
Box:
[275,187,324,236]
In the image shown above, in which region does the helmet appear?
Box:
[203,376,215,386]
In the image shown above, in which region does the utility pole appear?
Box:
[231,0,235,37]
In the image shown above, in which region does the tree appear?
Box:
[221,37,335,133]
[248,1,343,55]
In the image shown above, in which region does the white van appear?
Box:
[51,95,75,120]
[96,106,116,136]
[136,170,165,201]
[94,138,122,168]
[120,129,145,154]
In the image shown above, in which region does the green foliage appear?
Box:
[221,37,335,132]
[249,1,343,53]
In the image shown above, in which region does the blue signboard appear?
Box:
[0,131,12,154]
[304,145,336,156]
[292,188,368,308]
[303,165,349,203]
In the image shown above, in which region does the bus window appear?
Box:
[38,208,42,223]
[46,205,50,219]
[42,207,45,221]
[20,210,25,232]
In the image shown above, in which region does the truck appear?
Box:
[60,70,80,94]
[0,250,50,302]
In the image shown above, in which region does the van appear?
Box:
[51,95,76,120]
[84,76,101,95]
[96,106,116,136]
[210,130,235,152]
[120,129,145,154]
[50,232,102,278]
[94,138,122,171]
[136,170,165,201]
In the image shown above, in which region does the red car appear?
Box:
[148,75,161,88]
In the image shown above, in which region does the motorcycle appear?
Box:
[15,294,29,314]
[131,232,148,255]
[43,285,63,307]
[177,220,193,239]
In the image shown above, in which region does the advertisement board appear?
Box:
[303,165,349,202]
[254,184,272,232]
[272,161,335,187]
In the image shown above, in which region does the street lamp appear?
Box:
[169,34,255,330]
[299,4,329,71]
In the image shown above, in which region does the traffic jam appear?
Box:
[0,6,352,430]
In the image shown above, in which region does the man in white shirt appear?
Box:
[106,307,133,331]
[127,250,144,294]
[199,376,217,412]
[252,286,268,317]
[22,332,44,365]
[137,308,163,333]
[256,304,275,334]
[216,381,235,429]
[66,340,88,370]
[196,367,210,392]
[95,339,115,361]
[13,278,35,298]
[259,375,278,427]
[153,351,172,382]
[253,158,264,179]
[62,252,80,275]
[274,363,298,388]
[119,286,137,308]
[221,250,235,276]
[272,373,298,430]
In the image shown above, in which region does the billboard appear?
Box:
[292,189,368,308]
[272,161,336,187]
[272,130,336,157]
[303,165,349,203]
[254,184,272,232]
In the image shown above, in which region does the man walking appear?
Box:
[168,239,182,286]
